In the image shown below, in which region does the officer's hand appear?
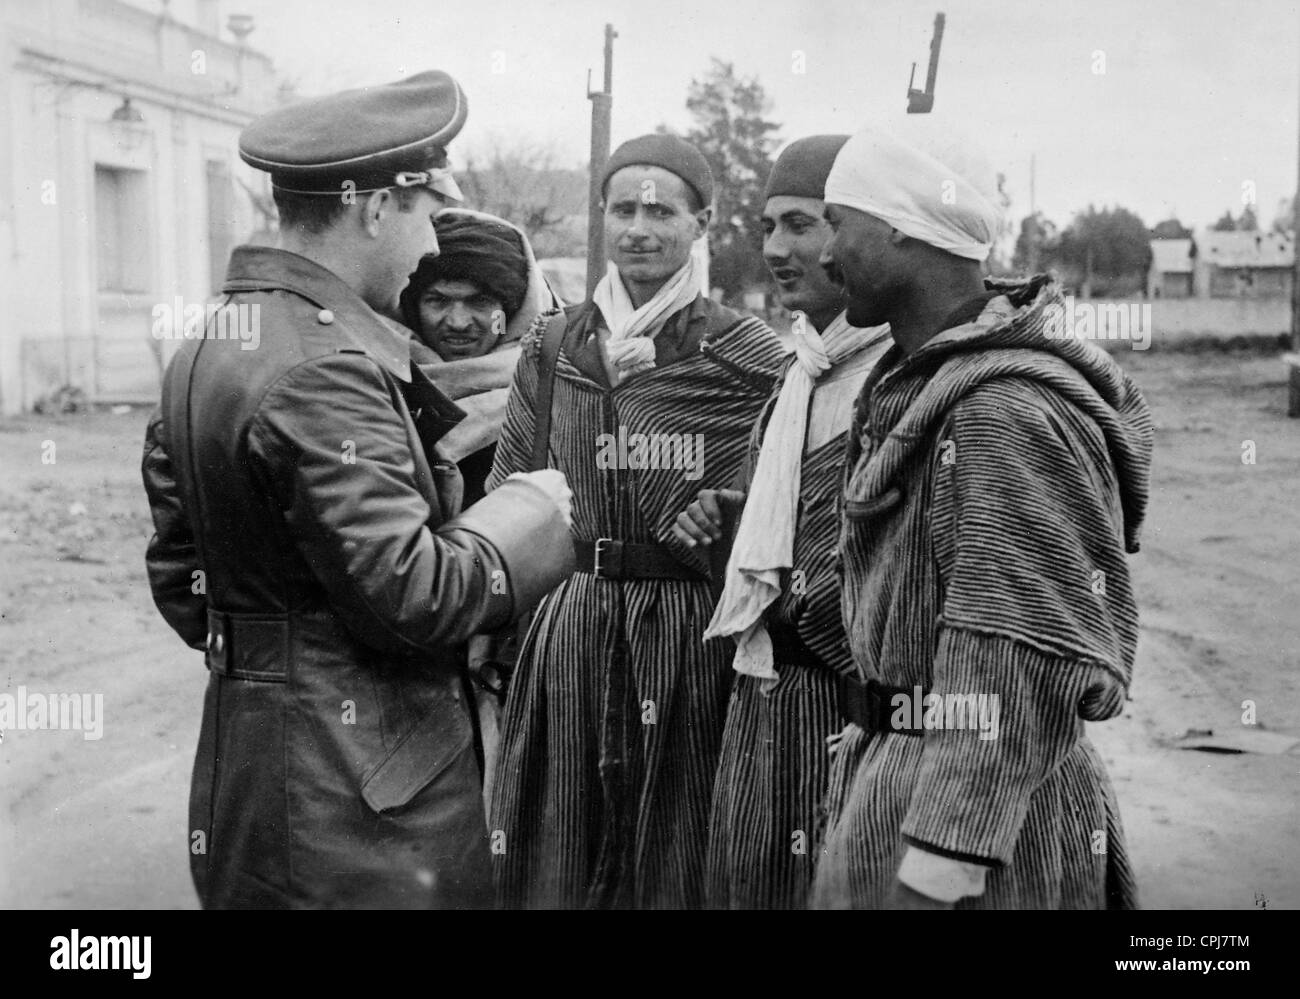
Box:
[883,879,955,910]
[671,489,746,548]
[507,469,574,528]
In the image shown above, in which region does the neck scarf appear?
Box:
[703,312,888,687]
[592,251,704,385]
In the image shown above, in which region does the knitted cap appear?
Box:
[601,133,713,209]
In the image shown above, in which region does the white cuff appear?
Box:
[897,846,990,903]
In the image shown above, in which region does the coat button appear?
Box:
[214,633,224,653]
[318,309,335,325]
[206,631,215,649]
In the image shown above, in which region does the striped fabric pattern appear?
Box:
[812,278,1153,910]
[487,297,787,909]
[705,429,851,909]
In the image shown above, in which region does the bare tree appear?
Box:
[457,138,588,257]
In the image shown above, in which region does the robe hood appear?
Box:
[860,275,1153,553]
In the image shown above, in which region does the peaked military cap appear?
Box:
[240,70,467,201]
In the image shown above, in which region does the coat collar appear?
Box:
[224,245,412,382]
[405,362,467,448]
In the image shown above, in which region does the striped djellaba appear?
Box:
[706,340,887,910]
[486,296,786,909]
[811,276,1154,910]
[704,434,848,910]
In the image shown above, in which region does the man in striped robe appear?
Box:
[486,134,788,908]
[811,122,1153,909]
[672,135,890,908]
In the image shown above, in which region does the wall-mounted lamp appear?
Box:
[110,97,144,124]
[109,97,148,152]
[227,14,254,46]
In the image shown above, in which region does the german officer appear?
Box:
[141,70,576,909]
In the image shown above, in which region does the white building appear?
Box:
[0,0,282,414]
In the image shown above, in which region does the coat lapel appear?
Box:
[401,362,469,515]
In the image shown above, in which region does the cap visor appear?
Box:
[431,173,465,204]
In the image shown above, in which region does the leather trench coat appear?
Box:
[142,245,574,909]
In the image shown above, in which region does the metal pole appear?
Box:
[586,24,616,299]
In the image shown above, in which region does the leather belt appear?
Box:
[837,675,928,737]
[573,538,707,582]
[205,609,289,683]
[767,626,827,670]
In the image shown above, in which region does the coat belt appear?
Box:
[837,675,928,737]
[767,625,827,670]
[572,538,706,582]
[205,609,290,683]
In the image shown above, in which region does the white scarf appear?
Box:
[591,252,704,385]
[703,312,888,687]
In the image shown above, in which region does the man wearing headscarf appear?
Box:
[487,133,788,909]
[399,209,561,505]
[810,119,1153,910]
[397,209,565,817]
[671,135,891,909]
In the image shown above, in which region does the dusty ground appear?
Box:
[0,347,1297,909]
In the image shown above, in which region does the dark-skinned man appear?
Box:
[672,135,891,909]
[808,119,1152,910]
[488,134,788,909]
[142,72,576,909]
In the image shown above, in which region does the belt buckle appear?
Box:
[206,610,230,675]
[593,537,612,578]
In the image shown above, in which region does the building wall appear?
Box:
[0,0,279,414]
[1206,266,1293,299]
[1077,296,1292,346]
[1152,272,1193,298]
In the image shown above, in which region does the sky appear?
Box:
[196,0,1299,234]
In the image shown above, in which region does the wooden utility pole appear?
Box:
[1292,63,1300,353]
[1028,153,1040,273]
[585,24,616,299]
[1288,34,1300,415]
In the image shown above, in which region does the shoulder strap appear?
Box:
[529,309,568,471]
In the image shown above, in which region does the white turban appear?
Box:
[824,119,1002,261]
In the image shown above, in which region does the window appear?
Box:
[94,166,150,293]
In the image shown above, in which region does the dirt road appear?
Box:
[1,347,1296,909]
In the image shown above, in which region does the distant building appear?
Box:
[1196,230,1294,299]
[0,0,281,414]
[1147,237,1195,298]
